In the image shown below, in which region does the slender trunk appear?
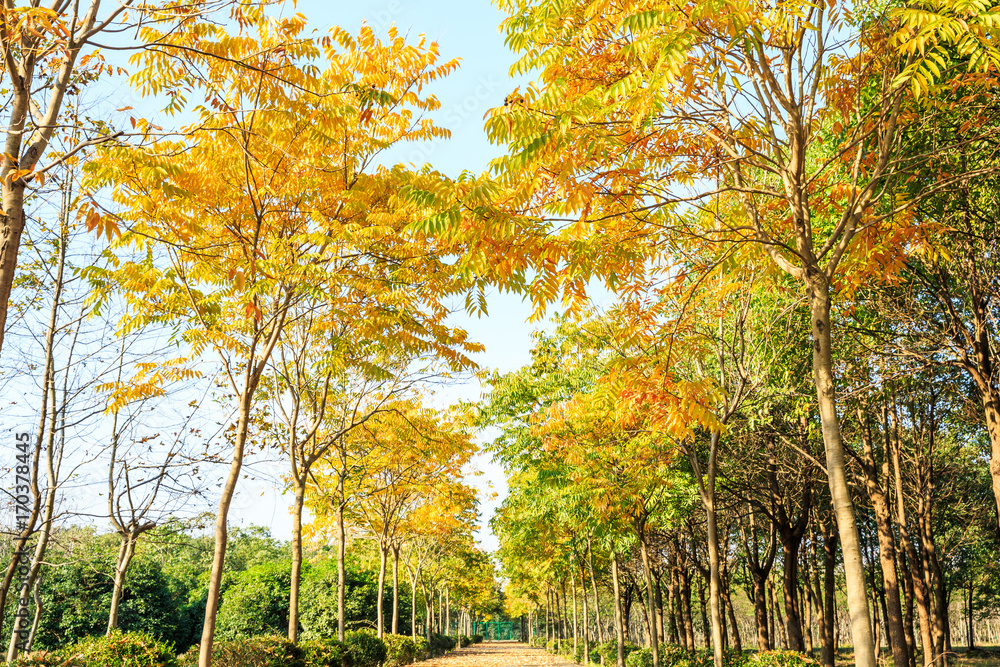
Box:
[859,409,910,667]
[898,546,917,667]
[808,276,876,667]
[612,551,626,667]
[704,440,725,667]
[107,533,137,634]
[668,564,680,646]
[638,533,660,667]
[655,573,665,647]
[392,545,400,635]
[377,544,387,638]
[582,564,590,665]
[26,578,41,651]
[337,476,347,642]
[289,483,305,642]
[572,566,579,653]
[0,209,66,634]
[445,586,450,637]
[822,527,838,667]
[587,537,606,643]
[753,571,771,651]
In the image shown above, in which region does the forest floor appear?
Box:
[834,647,1000,667]
[419,643,577,666]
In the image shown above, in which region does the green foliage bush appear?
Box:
[625,648,653,667]
[64,631,176,667]
[595,642,640,665]
[412,637,430,661]
[299,638,347,667]
[382,634,418,666]
[178,635,305,667]
[472,634,484,644]
[429,633,456,654]
[457,635,472,648]
[344,630,387,667]
[7,651,82,667]
[748,651,819,667]
[215,561,292,640]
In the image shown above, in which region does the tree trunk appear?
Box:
[392,545,401,635]
[289,483,305,642]
[612,551,626,667]
[587,537,606,643]
[337,477,348,642]
[808,274,876,667]
[572,567,580,654]
[638,533,660,667]
[377,544,387,638]
[582,564,591,664]
[107,533,137,634]
[859,410,910,667]
[822,526,839,667]
[198,394,254,667]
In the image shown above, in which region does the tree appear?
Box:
[451,4,1000,665]
[84,10,472,663]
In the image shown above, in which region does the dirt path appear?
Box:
[418,643,578,666]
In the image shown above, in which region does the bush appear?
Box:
[457,635,471,648]
[65,631,176,667]
[7,651,83,667]
[473,634,484,644]
[179,635,305,667]
[428,633,456,655]
[382,634,417,666]
[625,648,654,667]
[344,630,387,667]
[215,561,292,640]
[300,639,347,667]
[749,651,819,667]
[412,638,430,661]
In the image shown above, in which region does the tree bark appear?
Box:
[107,533,138,634]
[392,545,401,635]
[377,544,387,638]
[612,551,626,667]
[289,483,305,642]
[808,273,876,667]
[587,537,606,643]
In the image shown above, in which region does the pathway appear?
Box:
[419,643,579,666]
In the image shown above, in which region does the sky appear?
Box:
[227,0,545,553]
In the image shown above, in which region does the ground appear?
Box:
[421,643,578,666]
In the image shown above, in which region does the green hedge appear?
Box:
[177,635,304,667]
[382,634,418,666]
[66,631,176,667]
[344,630,387,667]
[299,639,347,667]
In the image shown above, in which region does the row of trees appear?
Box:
[460,1,1000,667]
[2,3,500,666]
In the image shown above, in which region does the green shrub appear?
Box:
[625,648,653,667]
[215,561,292,640]
[749,651,819,667]
[428,633,456,654]
[344,630,387,667]
[412,637,430,661]
[456,635,470,648]
[7,651,82,667]
[180,635,305,667]
[382,634,417,666]
[65,631,176,667]
[473,634,484,644]
[300,638,347,667]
